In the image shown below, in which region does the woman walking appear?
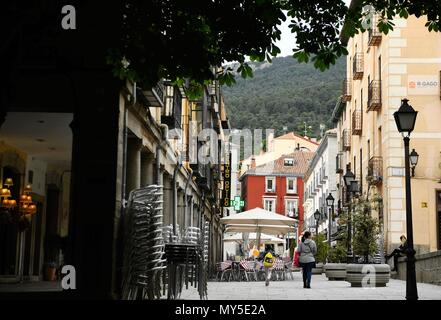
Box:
[297,231,317,288]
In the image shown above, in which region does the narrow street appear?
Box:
[180,274,441,300]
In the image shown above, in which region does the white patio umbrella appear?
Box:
[221,207,297,248]
[223,232,284,243]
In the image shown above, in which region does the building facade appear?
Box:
[333,12,441,255]
[240,132,319,176]
[240,151,314,240]
[0,3,230,297]
[303,130,338,241]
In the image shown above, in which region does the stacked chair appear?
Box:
[121,185,166,300]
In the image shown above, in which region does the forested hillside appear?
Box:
[222,56,346,137]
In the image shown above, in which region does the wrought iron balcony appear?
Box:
[342,79,352,102]
[161,85,182,130]
[368,15,382,46]
[352,53,364,80]
[336,153,343,174]
[367,156,383,185]
[142,80,165,108]
[368,80,382,111]
[352,110,362,135]
[342,129,351,151]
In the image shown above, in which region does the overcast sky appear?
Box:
[276,0,352,57]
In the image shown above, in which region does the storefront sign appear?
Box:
[408,75,439,95]
[222,152,232,208]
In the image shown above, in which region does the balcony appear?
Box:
[367,156,383,185]
[368,80,382,111]
[368,15,382,46]
[336,153,343,174]
[352,53,364,80]
[352,110,362,135]
[342,79,352,102]
[342,129,351,151]
[142,80,165,108]
[161,85,182,130]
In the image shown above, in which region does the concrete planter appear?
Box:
[324,263,347,280]
[346,264,391,287]
[312,262,324,275]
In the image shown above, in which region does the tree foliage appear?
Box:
[109,0,441,94]
[223,56,345,135]
[313,233,329,264]
[352,196,381,263]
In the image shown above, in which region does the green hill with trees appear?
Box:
[222,56,345,137]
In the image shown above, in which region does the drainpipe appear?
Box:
[155,145,161,185]
[172,162,181,236]
[184,170,193,229]
[121,92,129,214]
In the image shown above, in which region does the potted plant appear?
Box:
[312,233,328,274]
[324,212,349,280]
[346,196,391,287]
[44,261,58,281]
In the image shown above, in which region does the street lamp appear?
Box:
[343,165,356,263]
[409,149,419,177]
[393,98,418,301]
[326,193,335,247]
[314,209,321,237]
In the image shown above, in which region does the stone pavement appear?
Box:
[179,272,441,300]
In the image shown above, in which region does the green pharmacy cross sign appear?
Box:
[230,196,245,212]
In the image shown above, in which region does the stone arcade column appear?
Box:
[126,138,142,195]
[141,151,154,187]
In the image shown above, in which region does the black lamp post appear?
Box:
[343,165,355,263]
[393,98,418,301]
[409,149,419,177]
[314,209,321,237]
[326,193,335,247]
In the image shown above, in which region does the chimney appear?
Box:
[251,157,256,169]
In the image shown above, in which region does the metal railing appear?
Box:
[342,129,351,151]
[352,110,362,135]
[336,153,343,174]
[368,80,382,111]
[367,156,383,185]
[368,15,382,46]
[352,53,364,80]
[342,79,352,102]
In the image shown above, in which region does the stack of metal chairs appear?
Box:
[121,185,166,300]
[163,223,208,300]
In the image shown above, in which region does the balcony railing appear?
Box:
[142,80,165,108]
[352,53,364,80]
[342,79,352,102]
[352,110,362,135]
[368,15,382,46]
[336,153,343,174]
[161,85,182,130]
[367,156,383,185]
[368,80,382,111]
[342,129,351,151]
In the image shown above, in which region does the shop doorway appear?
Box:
[0,166,21,276]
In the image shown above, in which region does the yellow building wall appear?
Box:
[340,15,441,254]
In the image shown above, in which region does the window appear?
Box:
[286,177,297,194]
[265,177,275,192]
[264,198,276,212]
[285,199,298,217]
[284,158,294,166]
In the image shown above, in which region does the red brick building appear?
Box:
[240,151,315,238]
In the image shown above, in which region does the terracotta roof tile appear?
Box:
[246,151,315,177]
[274,132,319,145]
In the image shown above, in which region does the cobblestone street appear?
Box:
[180,273,441,300]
